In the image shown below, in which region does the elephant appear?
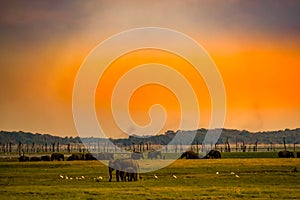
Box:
[67,153,84,161]
[123,167,136,182]
[203,150,221,159]
[108,158,139,182]
[84,153,97,160]
[51,153,64,161]
[41,155,51,161]
[278,151,294,158]
[148,151,162,159]
[18,155,29,162]
[30,156,41,162]
[131,152,144,160]
[97,153,114,160]
[180,151,200,159]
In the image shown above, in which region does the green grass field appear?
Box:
[0,158,300,199]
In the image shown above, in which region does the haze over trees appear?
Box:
[1,128,299,146]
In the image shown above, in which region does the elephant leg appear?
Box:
[116,170,120,182]
[127,173,131,182]
[125,172,129,182]
[109,167,113,182]
[120,171,125,182]
[133,173,138,181]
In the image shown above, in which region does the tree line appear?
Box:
[0,128,299,153]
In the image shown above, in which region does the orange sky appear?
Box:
[0,1,300,137]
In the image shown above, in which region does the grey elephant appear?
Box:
[131,152,144,160]
[123,167,136,182]
[51,153,64,161]
[67,153,84,161]
[108,158,139,182]
[180,151,200,159]
[30,156,41,161]
[41,155,51,161]
[18,155,29,162]
[148,151,162,159]
[203,150,221,159]
[278,151,294,158]
[84,153,97,160]
[97,153,114,160]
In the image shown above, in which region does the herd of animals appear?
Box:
[16,150,300,182]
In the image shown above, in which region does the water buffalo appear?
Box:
[51,153,64,161]
[18,156,29,162]
[41,155,51,161]
[30,156,41,162]
[131,152,144,160]
[278,151,294,158]
[97,153,114,160]
[203,150,221,159]
[148,151,162,159]
[180,151,200,159]
[67,153,84,161]
[108,158,139,182]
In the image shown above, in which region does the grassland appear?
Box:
[0,158,300,200]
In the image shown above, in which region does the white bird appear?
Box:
[172,174,177,179]
[81,176,85,179]
[70,177,73,180]
[230,172,235,175]
[98,176,103,180]
[154,175,158,179]
[65,176,69,180]
[216,172,219,175]
[76,177,79,180]
[59,175,64,179]
[79,177,82,180]
[235,174,240,178]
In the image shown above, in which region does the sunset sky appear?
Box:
[1,0,300,137]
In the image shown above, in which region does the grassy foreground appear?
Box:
[0,159,299,199]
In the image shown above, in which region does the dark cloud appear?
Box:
[0,0,299,135]
[1,0,300,37]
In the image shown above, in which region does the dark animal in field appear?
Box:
[297,152,300,158]
[108,158,139,182]
[41,155,51,161]
[293,167,298,172]
[203,150,221,159]
[18,156,29,162]
[131,152,144,160]
[148,151,162,159]
[67,153,84,161]
[278,151,294,158]
[97,153,114,160]
[84,153,97,160]
[180,151,200,159]
[30,156,41,162]
[51,153,64,161]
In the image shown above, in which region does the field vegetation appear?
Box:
[0,157,299,199]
